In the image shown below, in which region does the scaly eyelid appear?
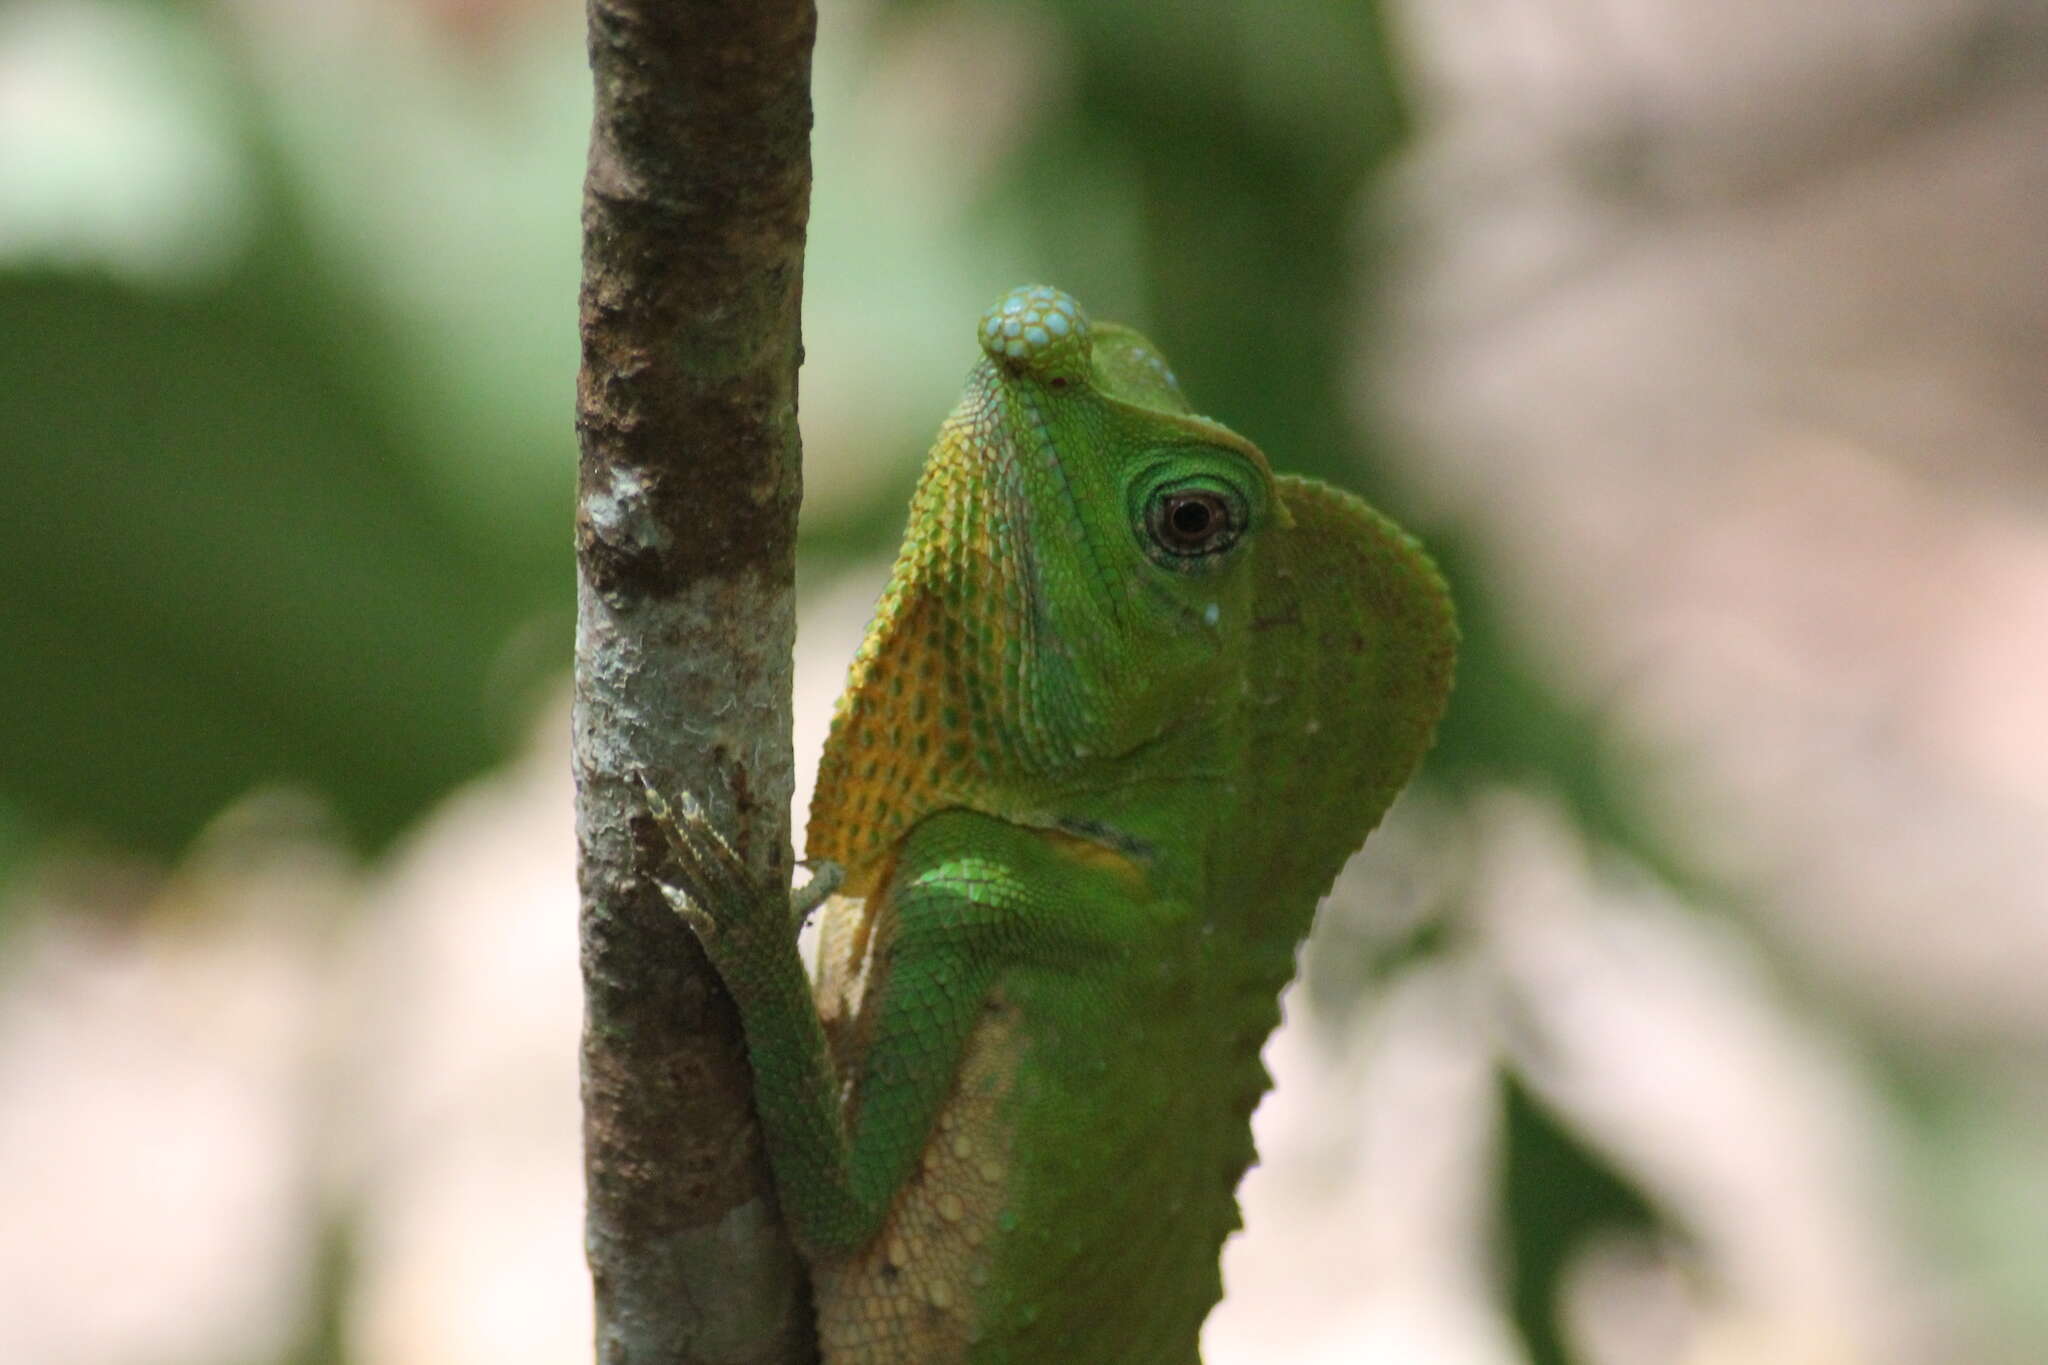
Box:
[1127,453,1265,524]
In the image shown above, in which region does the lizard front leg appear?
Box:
[645,787,1068,1259]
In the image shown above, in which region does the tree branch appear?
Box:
[572,1,816,1361]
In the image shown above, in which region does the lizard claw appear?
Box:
[638,772,760,944]
[639,772,834,945]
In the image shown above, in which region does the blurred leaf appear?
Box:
[0,1,572,865]
[0,267,553,857]
[1501,1070,1663,1365]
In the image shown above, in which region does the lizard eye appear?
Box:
[1146,488,1242,560]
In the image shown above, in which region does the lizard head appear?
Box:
[809,286,1290,885]
[809,285,1450,895]
[955,287,1289,780]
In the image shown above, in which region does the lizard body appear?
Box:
[653,285,1455,1362]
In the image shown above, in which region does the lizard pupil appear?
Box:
[1150,490,1237,558]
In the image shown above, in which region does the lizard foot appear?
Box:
[639,773,844,945]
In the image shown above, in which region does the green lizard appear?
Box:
[648,284,1455,1362]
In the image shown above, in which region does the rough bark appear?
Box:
[572,1,817,1361]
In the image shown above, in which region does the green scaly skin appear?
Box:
[651,285,1455,1362]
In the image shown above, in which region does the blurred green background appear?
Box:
[4,0,2045,1363]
